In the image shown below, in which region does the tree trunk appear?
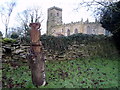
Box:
[5,26,8,37]
[27,23,46,87]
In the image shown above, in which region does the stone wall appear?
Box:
[44,42,118,61]
[2,44,29,63]
[41,34,119,60]
[2,34,119,62]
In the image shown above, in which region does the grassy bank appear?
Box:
[2,58,119,88]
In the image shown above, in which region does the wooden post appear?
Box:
[27,23,46,87]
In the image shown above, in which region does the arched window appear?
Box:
[50,13,52,16]
[74,28,78,34]
[67,29,70,36]
[105,30,109,35]
[62,29,64,33]
[87,26,92,34]
[57,13,59,16]
[92,29,96,34]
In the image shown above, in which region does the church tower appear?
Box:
[47,6,62,35]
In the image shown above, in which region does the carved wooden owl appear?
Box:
[29,23,41,30]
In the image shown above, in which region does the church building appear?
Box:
[47,6,109,36]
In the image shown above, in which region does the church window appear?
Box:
[62,29,64,33]
[92,29,96,34]
[87,26,92,34]
[67,29,70,36]
[50,13,52,16]
[105,30,111,35]
[57,13,59,16]
[74,28,78,34]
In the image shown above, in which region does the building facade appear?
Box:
[47,6,108,36]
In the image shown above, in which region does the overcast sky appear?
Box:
[0,0,104,36]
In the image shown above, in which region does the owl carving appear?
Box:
[29,23,41,30]
[29,23,41,43]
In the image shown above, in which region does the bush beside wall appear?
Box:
[41,33,119,60]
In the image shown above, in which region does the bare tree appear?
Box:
[0,1,16,37]
[76,0,119,20]
[16,6,44,37]
[76,0,120,32]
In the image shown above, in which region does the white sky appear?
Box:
[0,0,100,36]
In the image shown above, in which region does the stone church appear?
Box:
[47,6,109,36]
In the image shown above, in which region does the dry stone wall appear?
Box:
[2,44,29,63]
[2,34,119,62]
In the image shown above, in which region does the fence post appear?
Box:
[27,23,46,87]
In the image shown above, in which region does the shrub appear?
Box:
[2,38,17,44]
[11,33,19,39]
[41,33,110,52]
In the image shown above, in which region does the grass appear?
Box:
[2,58,120,88]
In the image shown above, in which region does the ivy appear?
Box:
[41,33,113,53]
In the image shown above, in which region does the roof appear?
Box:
[48,6,62,11]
